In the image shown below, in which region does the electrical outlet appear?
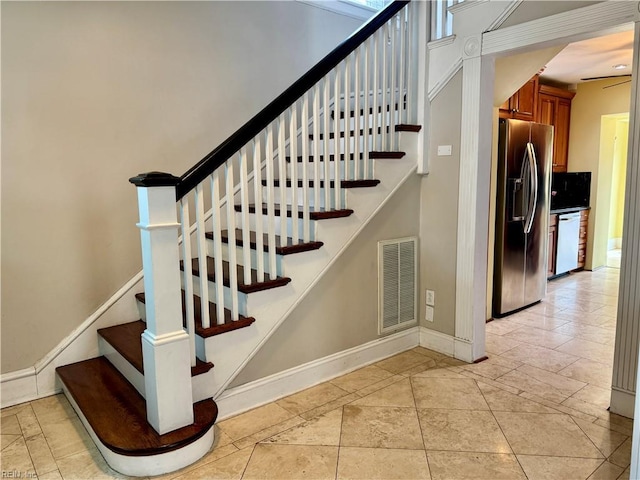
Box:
[425,306,434,322]
[426,290,435,306]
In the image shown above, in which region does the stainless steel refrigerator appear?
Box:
[493,118,553,317]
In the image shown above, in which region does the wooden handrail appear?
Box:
[176,0,410,199]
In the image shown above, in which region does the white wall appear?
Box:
[1,1,362,373]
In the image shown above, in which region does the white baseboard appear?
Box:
[418,327,454,356]
[215,326,420,420]
[0,368,38,408]
[610,386,635,419]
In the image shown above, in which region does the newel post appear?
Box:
[129,172,194,435]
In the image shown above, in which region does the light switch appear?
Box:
[425,306,434,322]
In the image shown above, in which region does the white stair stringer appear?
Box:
[203,131,419,400]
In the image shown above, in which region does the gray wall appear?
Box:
[232,173,422,386]
[418,71,463,336]
[1,1,362,373]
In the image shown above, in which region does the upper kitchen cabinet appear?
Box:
[499,75,539,121]
[537,84,575,173]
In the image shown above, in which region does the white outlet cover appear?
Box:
[425,306,434,322]
[437,145,452,156]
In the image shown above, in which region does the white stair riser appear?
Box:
[207,237,283,277]
[262,186,345,209]
[237,211,317,241]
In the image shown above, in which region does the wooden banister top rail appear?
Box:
[174,0,410,199]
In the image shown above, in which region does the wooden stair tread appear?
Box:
[285,153,363,163]
[182,257,291,293]
[331,103,400,119]
[56,357,217,456]
[208,229,323,255]
[369,151,405,159]
[135,292,256,339]
[98,320,214,376]
[309,124,421,140]
[235,203,354,220]
[287,152,404,162]
[261,179,380,189]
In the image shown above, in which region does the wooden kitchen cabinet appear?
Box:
[537,84,575,173]
[548,214,558,277]
[578,209,589,269]
[499,75,539,121]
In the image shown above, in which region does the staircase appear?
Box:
[54,1,424,476]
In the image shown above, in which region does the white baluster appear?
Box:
[278,113,288,246]
[381,24,389,151]
[252,137,266,282]
[333,66,342,208]
[239,147,252,285]
[265,124,278,280]
[399,7,407,125]
[343,55,352,176]
[372,30,380,152]
[194,183,211,328]
[354,50,361,180]
[323,74,331,208]
[362,41,371,180]
[406,3,414,123]
[225,160,239,320]
[389,16,398,150]
[301,93,311,242]
[312,84,321,211]
[290,104,300,244]
[210,171,225,325]
[179,198,196,367]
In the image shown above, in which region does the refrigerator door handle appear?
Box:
[523,142,538,234]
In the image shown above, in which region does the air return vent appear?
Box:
[378,237,418,334]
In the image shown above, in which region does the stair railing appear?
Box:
[129,0,418,434]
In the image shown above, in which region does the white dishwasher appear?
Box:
[555,212,581,275]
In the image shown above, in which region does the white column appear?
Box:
[454,36,494,362]
[130,172,194,435]
[620,12,640,479]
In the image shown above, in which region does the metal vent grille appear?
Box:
[378,237,417,334]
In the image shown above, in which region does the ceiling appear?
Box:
[539,30,635,86]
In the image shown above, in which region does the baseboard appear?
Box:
[215,326,420,420]
[610,386,635,419]
[0,368,38,408]
[418,327,454,356]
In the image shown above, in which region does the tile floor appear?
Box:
[1,267,633,479]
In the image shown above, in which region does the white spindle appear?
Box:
[239,147,252,285]
[225,160,239,320]
[323,74,331,208]
[252,137,266,282]
[333,66,342,208]
[389,16,398,150]
[194,184,211,328]
[343,55,352,175]
[265,124,278,279]
[301,93,311,241]
[381,24,389,151]
[278,113,288,246]
[354,49,361,180]
[406,3,414,123]
[290,103,300,244]
[363,39,371,179]
[372,30,380,152]
[399,8,407,125]
[210,171,225,325]
[312,84,321,210]
[179,199,196,367]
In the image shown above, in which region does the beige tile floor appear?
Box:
[1,268,633,479]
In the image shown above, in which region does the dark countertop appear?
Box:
[550,206,591,215]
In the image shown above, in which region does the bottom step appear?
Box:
[57,357,217,476]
